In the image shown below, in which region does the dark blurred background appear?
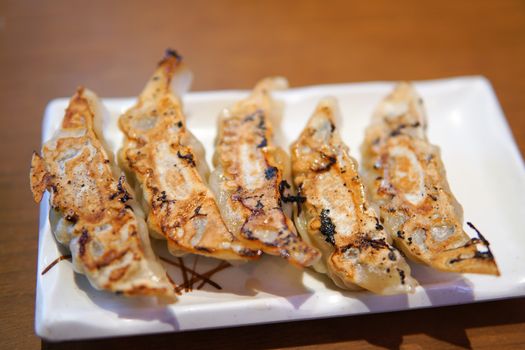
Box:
[1,1,524,349]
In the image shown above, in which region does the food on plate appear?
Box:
[30,88,176,302]
[209,77,320,267]
[291,98,417,294]
[360,82,499,275]
[119,50,258,260]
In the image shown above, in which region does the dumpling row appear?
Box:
[30,51,498,302]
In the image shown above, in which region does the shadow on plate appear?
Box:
[73,274,180,330]
[411,262,475,306]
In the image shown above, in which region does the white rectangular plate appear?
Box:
[36,76,525,341]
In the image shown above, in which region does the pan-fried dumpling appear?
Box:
[291,98,417,294]
[360,82,499,275]
[209,77,320,267]
[118,51,258,260]
[30,88,176,302]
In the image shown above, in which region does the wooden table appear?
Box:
[1,1,524,349]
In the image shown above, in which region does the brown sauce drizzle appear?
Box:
[159,256,232,293]
[195,261,231,290]
[467,222,491,246]
[449,222,495,264]
[178,257,190,292]
[165,272,177,288]
[41,254,72,275]
[42,253,233,296]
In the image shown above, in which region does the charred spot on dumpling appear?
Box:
[278,180,306,204]
[257,137,268,148]
[243,110,265,125]
[341,245,359,260]
[319,209,336,245]
[389,124,406,137]
[243,113,256,122]
[189,205,206,220]
[449,255,463,264]
[120,192,131,203]
[314,153,337,172]
[278,180,290,196]
[265,166,278,180]
[388,250,397,261]
[390,122,421,137]
[284,193,306,204]
[374,217,384,230]
[177,150,196,167]
[109,175,132,203]
[239,248,261,257]
[165,48,182,61]
[194,205,202,215]
[397,230,405,239]
[157,191,168,203]
[360,237,389,250]
[176,121,183,128]
[257,112,266,130]
[397,268,406,284]
[279,249,291,259]
[195,246,212,253]
[65,212,78,223]
[241,228,257,241]
[255,200,264,209]
[78,229,90,257]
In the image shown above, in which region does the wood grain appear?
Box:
[1,0,524,349]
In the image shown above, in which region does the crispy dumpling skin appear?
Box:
[30,88,176,302]
[119,51,258,260]
[291,98,417,294]
[360,82,499,275]
[209,77,320,267]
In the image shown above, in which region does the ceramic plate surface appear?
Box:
[35,76,525,341]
